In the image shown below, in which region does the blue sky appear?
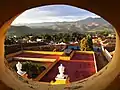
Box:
[12,5,100,25]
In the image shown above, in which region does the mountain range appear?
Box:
[7,17,114,37]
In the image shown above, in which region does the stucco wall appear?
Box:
[0,0,120,90]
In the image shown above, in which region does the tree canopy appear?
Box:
[80,34,93,51]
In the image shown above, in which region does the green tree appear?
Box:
[100,30,109,36]
[86,34,93,51]
[43,34,52,42]
[21,61,46,79]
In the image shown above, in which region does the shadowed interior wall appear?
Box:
[0,0,120,90]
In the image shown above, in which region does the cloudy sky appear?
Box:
[12,5,100,25]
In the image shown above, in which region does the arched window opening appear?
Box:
[4,5,116,84]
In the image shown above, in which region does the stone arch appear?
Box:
[0,0,120,90]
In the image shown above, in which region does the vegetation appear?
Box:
[80,37,87,51]
[5,17,114,45]
[7,17,114,37]
[16,61,46,79]
[99,30,109,36]
[5,32,85,45]
[80,34,93,51]
[86,34,93,50]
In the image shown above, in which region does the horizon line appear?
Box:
[11,17,101,26]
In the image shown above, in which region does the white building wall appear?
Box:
[101,44,112,62]
[103,49,112,62]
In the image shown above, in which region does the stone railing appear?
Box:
[23,50,64,55]
[5,51,23,59]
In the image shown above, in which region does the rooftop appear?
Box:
[8,50,97,83]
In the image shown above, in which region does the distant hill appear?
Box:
[7,17,114,37]
[77,17,108,25]
[7,26,59,37]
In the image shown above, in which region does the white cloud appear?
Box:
[11,5,100,25]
